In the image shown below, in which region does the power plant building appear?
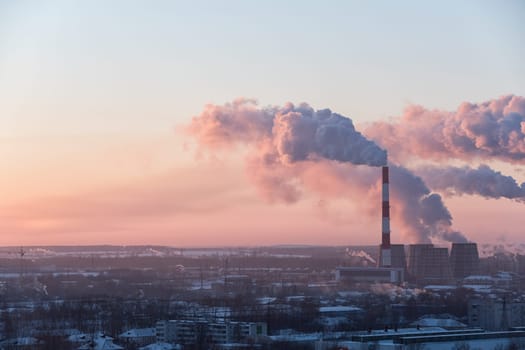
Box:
[336,166,480,286]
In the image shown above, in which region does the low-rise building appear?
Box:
[468,298,525,330]
[156,320,267,345]
[335,267,404,284]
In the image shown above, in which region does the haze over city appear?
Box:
[1,0,524,247]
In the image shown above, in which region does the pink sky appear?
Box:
[1,2,524,246]
[0,128,523,246]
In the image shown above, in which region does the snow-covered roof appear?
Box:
[423,285,457,291]
[139,342,182,350]
[495,271,515,279]
[269,332,322,342]
[412,318,467,328]
[0,337,41,346]
[319,305,362,313]
[75,333,124,350]
[361,327,446,335]
[119,328,155,338]
[257,297,277,305]
[337,291,366,298]
[69,333,89,342]
[286,296,306,302]
[464,275,494,281]
[462,284,493,293]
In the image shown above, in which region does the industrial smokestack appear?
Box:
[379,165,392,267]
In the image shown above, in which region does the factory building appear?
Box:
[315,328,525,350]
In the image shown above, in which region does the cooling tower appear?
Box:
[450,243,480,278]
[407,244,434,280]
[390,244,407,271]
[426,247,451,282]
[407,244,451,283]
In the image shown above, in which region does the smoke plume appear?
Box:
[187,99,466,243]
[189,99,387,166]
[365,95,525,164]
[417,164,525,203]
[389,165,467,243]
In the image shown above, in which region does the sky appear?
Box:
[0,0,524,246]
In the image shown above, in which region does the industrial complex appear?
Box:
[336,165,481,286]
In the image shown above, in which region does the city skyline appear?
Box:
[1,1,524,246]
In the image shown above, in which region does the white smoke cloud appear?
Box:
[365,95,525,164]
[417,164,525,203]
[189,99,387,166]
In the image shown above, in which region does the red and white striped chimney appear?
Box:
[380,165,391,267]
